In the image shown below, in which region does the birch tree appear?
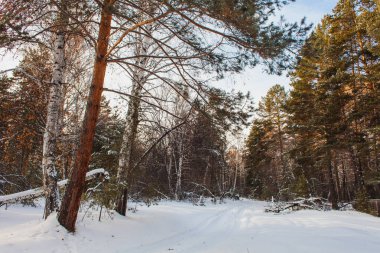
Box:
[42,1,68,218]
[115,24,154,215]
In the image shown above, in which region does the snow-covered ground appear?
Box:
[1,199,380,253]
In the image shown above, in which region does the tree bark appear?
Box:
[115,26,152,216]
[43,27,66,218]
[58,0,114,232]
[333,158,342,202]
[232,154,238,194]
[166,144,174,195]
[327,150,338,210]
[174,132,184,201]
[175,154,183,200]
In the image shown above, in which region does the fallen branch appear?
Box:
[0,168,109,206]
[265,197,328,213]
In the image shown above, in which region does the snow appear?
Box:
[1,199,380,253]
[0,169,108,204]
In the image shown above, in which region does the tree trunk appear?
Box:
[350,147,365,190]
[57,0,114,232]
[203,157,210,186]
[115,81,142,215]
[375,131,379,172]
[333,158,342,202]
[43,28,66,218]
[327,150,338,210]
[166,145,173,195]
[115,26,152,216]
[341,160,350,202]
[232,160,238,194]
[174,136,183,201]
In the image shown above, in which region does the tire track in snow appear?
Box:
[121,205,235,253]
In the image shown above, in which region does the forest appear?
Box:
[246,0,380,213]
[0,0,379,247]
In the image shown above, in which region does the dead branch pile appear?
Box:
[265,197,332,213]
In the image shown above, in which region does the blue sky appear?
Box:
[217,0,339,103]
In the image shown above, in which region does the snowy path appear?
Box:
[1,199,380,253]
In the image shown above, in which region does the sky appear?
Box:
[216,0,339,103]
[0,0,339,103]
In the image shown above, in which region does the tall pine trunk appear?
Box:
[43,28,66,218]
[58,0,114,232]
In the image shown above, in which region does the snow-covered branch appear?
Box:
[0,169,109,206]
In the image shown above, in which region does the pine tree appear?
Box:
[245,85,291,200]
[0,47,51,195]
[245,119,273,199]
[286,0,380,210]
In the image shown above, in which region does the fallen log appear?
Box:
[0,169,109,206]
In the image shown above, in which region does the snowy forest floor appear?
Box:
[1,199,380,253]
